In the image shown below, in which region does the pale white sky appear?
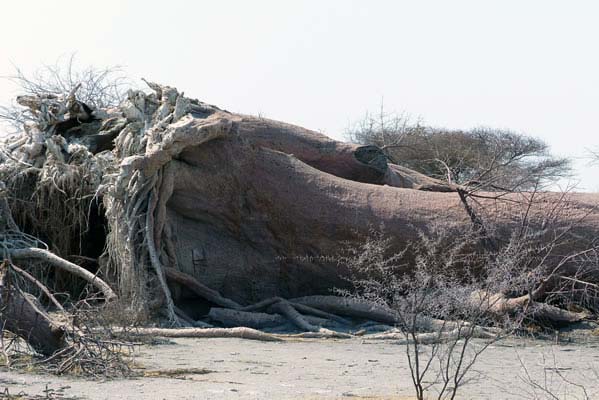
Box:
[1,0,598,190]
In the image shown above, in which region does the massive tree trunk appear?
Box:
[128,108,599,306]
[4,83,598,328]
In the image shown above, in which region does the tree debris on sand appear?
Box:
[1,79,598,376]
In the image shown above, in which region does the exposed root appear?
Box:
[472,290,587,324]
[291,295,397,324]
[164,267,242,310]
[145,190,179,325]
[240,297,283,312]
[290,302,351,325]
[208,308,285,329]
[269,299,320,332]
[209,298,352,332]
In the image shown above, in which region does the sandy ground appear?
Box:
[1,336,599,399]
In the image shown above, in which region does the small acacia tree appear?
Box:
[346,108,571,192]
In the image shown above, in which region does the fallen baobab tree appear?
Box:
[1,80,598,361]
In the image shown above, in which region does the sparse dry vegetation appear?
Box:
[339,210,599,399]
[0,61,597,399]
[346,106,571,192]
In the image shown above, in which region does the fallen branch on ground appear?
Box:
[129,327,283,342]
[8,247,116,301]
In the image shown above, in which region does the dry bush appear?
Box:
[340,225,508,400]
[341,213,598,399]
[0,262,134,378]
[515,348,599,400]
[0,55,130,132]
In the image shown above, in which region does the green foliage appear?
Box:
[346,109,571,191]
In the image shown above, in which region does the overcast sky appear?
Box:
[1,0,597,190]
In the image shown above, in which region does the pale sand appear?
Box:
[1,337,599,399]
